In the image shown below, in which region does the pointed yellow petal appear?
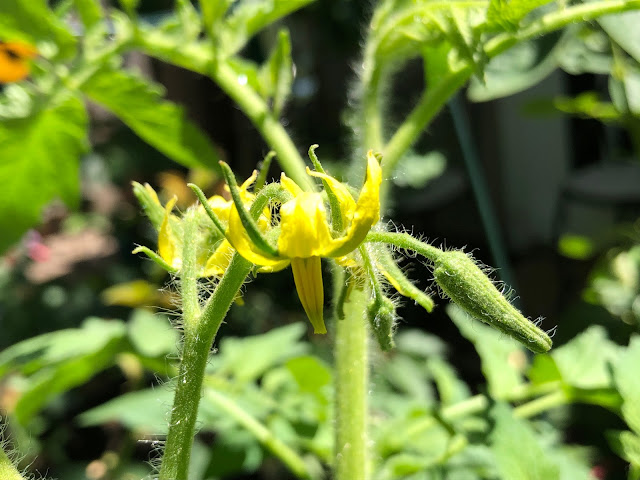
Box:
[278,192,336,258]
[206,195,233,222]
[226,202,284,267]
[291,257,326,334]
[281,173,304,196]
[257,259,291,273]
[240,170,259,192]
[307,167,356,226]
[158,197,181,269]
[201,239,235,276]
[327,151,382,257]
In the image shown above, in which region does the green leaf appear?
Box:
[393,150,447,188]
[607,430,640,468]
[609,59,640,116]
[200,0,234,36]
[0,0,76,58]
[599,11,640,65]
[118,0,140,16]
[127,309,179,358]
[490,403,560,480]
[486,0,553,32]
[11,318,128,424]
[214,323,308,382]
[285,356,331,401]
[551,325,620,390]
[79,385,174,433]
[175,0,202,42]
[468,34,560,102]
[612,335,640,434]
[219,0,315,56]
[448,305,525,399]
[81,68,221,172]
[427,357,471,406]
[72,0,103,29]
[0,96,88,253]
[260,29,293,117]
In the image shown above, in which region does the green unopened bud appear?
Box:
[433,250,552,354]
[367,294,396,351]
[132,182,165,230]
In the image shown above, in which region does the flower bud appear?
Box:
[433,250,552,354]
[367,294,396,351]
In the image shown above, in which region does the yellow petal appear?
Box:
[206,195,233,222]
[327,151,382,257]
[257,259,291,273]
[291,257,326,334]
[201,239,235,276]
[226,202,284,267]
[158,197,181,269]
[277,192,336,258]
[240,170,259,192]
[281,173,304,196]
[307,167,356,227]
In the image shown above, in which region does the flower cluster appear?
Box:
[133,147,552,354]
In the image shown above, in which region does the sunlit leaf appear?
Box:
[551,325,620,390]
[260,29,293,117]
[72,0,103,29]
[128,309,179,358]
[0,96,88,253]
[448,305,526,399]
[486,0,553,32]
[0,0,76,58]
[220,0,315,56]
[10,318,127,424]
[81,68,221,172]
[598,10,640,65]
[490,403,560,480]
[214,323,308,382]
[612,335,640,434]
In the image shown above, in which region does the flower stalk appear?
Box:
[334,287,370,480]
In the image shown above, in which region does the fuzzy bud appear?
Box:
[433,250,552,354]
[367,294,396,351]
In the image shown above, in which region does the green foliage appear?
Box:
[0,97,88,252]
[0,312,177,425]
[485,0,552,32]
[3,0,640,478]
[0,0,76,58]
[489,403,560,480]
[448,305,525,399]
[82,67,222,173]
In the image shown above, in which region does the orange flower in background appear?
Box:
[0,41,38,83]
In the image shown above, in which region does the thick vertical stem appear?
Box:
[159,211,253,480]
[334,287,369,480]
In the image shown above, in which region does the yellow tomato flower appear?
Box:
[139,174,260,277]
[226,151,382,334]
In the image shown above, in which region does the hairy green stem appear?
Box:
[203,386,312,479]
[0,445,24,480]
[365,231,442,262]
[159,246,252,480]
[210,61,315,192]
[335,288,370,480]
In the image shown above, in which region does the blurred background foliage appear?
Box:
[1,0,640,479]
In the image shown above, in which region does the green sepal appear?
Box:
[219,161,279,258]
[132,246,178,274]
[308,144,344,233]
